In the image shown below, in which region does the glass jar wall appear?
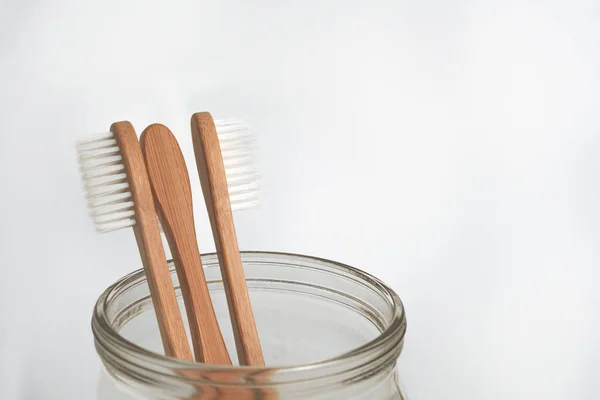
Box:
[93,252,408,399]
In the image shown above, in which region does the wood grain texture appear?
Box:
[190,112,265,366]
[110,121,192,361]
[140,123,232,365]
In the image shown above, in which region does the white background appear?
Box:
[1,0,599,399]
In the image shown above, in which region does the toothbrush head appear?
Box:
[76,131,136,233]
[76,118,260,233]
[214,118,261,212]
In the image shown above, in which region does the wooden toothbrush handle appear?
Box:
[156,199,232,364]
[110,121,193,361]
[190,112,265,366]
[141,123,231,365]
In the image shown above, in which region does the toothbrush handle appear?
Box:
[111,121,193,361]
[141,123,232,365]
[190,112,265,366]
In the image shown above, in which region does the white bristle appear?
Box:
[214,118,262,211]
[77,118,259,233]
[76,132,136,233]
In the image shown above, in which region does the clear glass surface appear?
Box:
[93,252,408,399]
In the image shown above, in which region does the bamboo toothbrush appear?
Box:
[190,112,264,366]
[76,121,192,360]
[140,123,231,365]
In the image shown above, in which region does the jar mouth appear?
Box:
[92,251,407,387]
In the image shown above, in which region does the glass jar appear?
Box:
[93,251,408,399]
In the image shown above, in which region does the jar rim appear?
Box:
[92,251,407,386]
